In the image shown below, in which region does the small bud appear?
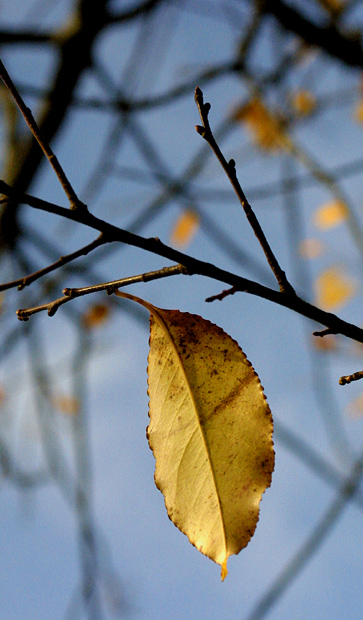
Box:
[195,125,205,137]
[194,86,203,102]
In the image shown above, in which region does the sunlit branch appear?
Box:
[194,87,295,295]
[339,370,363,385]
[16,265,188,320]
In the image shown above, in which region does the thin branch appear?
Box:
[194,87,294,295]
[0,30,54,44]
[0,60,85,211]
[16,264,188,320]
[313,328,336,337]
[339,371,363,386]
[0,233,108,292]
[264,0,363,68]
[107,0,162,23]
[206,286,237,303]
[1,180,363,344]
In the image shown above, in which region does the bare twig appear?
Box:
[205,286,237,303]
[194,86,295,295]
[0,58,85,211]
[16,264,188,320]
[339,370,363,385]
[0,233,108,292]
[313,327,336,337]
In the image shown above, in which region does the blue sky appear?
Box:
[2,1,363,619]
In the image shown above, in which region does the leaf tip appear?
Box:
[221,559,228,581]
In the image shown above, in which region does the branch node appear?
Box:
[228,158,236,175]
[70,199,88,213]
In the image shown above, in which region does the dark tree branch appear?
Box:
[1,181,363,346]
[0,30,54,44]
[0,0,110,247]
[0,59,86,211]
[0,233,108,292]
[194,87,295,295]
[264,0,363,68]
[107,0,163,22]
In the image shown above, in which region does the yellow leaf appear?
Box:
[299,238,324,259]
[291,90,317,117]
[170,210,199,248]
[115,291,274,579]
[313,200,348,230]
[233,97,288,152]
[82,303,110,328]
[315,267,356,311]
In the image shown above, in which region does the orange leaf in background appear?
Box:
[315,267,356,311]
[354,99,363,124]
[347,394,363,419]
[170,210,199,247]
[233,97,289,152]
[83,303,110,328]
[312,334,337,352]
[313,200,348,230]
[299,238,324,259]
[317,0,344,15]
[0,385,6,406]
[291,90,317,117]
[52,394,80,416]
